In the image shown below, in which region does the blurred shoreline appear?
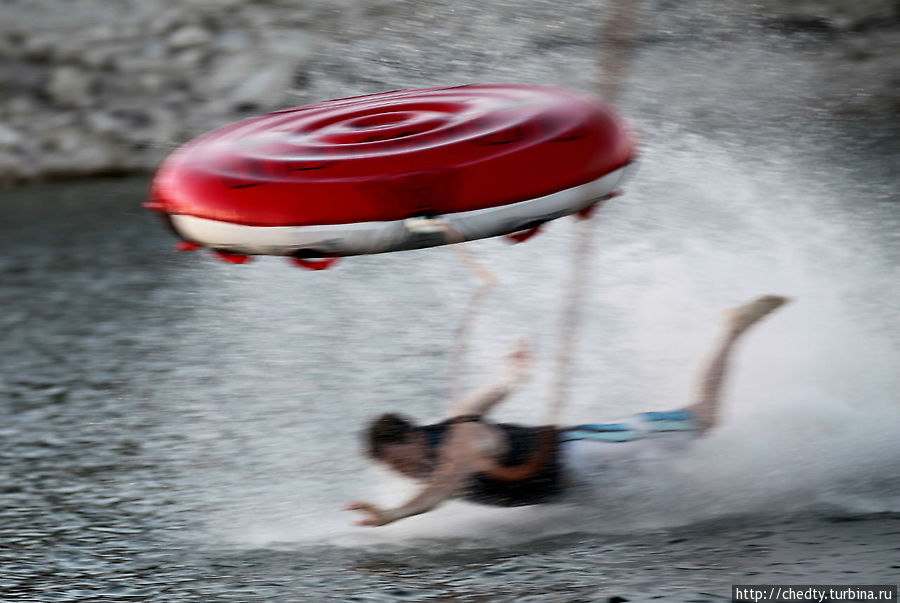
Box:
[1,0,898,186]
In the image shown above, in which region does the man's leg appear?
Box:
[686,295,789,433]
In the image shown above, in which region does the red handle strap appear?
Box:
[290,257,340,270]
[211,249,252,264]
[504,225,543,244]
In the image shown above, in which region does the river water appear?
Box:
[2,2,899,602]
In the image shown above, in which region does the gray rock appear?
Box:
[36,129,122,176]
[111,40,168,75]
[0,124,25,149]
[4,97,33,117]
[0,34,19,60]
[20,34,55,62]
[203,54,261,97]
[47,66,93,108]
[228,61,296,110]
[146,108,181,145]
[265,29,314,62]
[168,25,213,51]
[172,48,208,73]
[86,112,128,138]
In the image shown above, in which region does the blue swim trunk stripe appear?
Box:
[638,410,697,432]
[558,423,640,443]
[558,410,698,443]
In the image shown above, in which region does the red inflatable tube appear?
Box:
[147,84,636,262]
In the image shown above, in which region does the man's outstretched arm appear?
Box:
[343,455,473,526]
[447,340,531,418]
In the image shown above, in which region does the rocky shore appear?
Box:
[0,0,898,186]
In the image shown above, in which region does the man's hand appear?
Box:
[342,501,393,527]
[507,338,532,377]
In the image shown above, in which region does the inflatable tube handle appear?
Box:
[575,203,600,220]
[504,225,543,244]
[211,249,252,264]
[142,199,165,211]
[575,190,623,221]
[290,257,339,270]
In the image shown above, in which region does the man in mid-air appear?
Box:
[345,295,788,526]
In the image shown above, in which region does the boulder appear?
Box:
[46,66,93,108]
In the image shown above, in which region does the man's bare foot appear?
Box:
[727,294,790,336]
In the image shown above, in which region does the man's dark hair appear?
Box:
[365,413,415,459]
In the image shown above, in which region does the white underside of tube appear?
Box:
[170,167,630,257]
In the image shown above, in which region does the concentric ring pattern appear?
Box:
[150,85,634,227]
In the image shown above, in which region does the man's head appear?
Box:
[365,413,431,478]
